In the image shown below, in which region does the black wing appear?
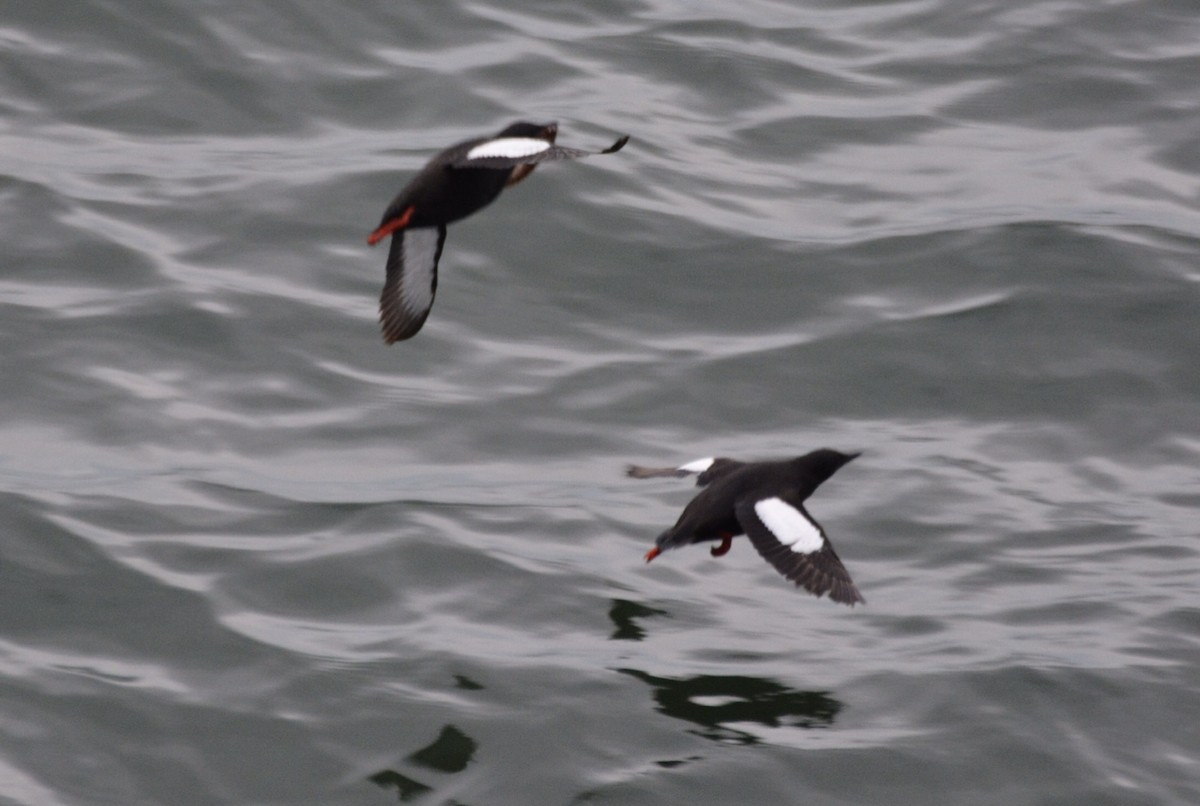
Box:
[379,225,447,343]
[734,497,864,606]
[450,135,629,170]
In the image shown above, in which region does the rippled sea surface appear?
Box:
[3,1,1200,803]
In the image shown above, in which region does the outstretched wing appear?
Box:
[451,135,630,170]
[626,457,744,487]
[379,225,447,343]
[734,496,864,606]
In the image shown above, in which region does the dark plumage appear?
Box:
[367,121,629,343]
[628,449,865,606]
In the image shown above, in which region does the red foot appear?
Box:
[710,534,733,557]
[367,206,415,245]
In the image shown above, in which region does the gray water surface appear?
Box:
[2,1,1200,804]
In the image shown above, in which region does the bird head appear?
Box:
[795,448,860,484]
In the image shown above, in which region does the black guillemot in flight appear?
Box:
[367,121,629,343]
[628,449,865,606]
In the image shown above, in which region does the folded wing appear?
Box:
[626,456,744,486]
[453,135,630,170]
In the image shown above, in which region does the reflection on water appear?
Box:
[607,598,668,641]
[408,725,477,774]
[368,770,433,803]
[5,0,1200,802]
[453,674,484,691]
[370,723,478,802]
[618,668,841,745]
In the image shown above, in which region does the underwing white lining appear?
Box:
[753,497,824,554]
[678,457,715,473]
[465,137,552,161]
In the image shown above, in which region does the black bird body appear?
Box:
[629,449,865,606]
[367,121,629,343]
[374,131,533,232]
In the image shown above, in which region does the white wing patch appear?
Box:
[678,457,715,474]
[400,228,441,315]
[465,137,552,161]
[753,497,824,555]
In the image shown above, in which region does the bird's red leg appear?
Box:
[367,205,415,246]
[506,164,536,187]
[710,533,733,557]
